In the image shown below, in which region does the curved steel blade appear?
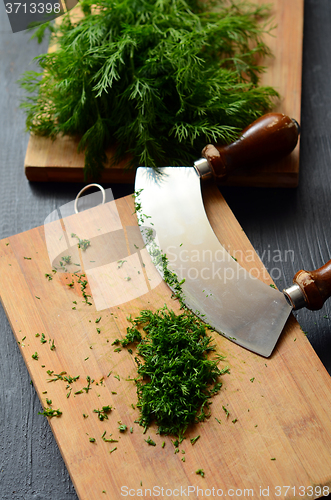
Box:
[135,166,292,357]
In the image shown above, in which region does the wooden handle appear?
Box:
[202,113,300,180]
[293,260,331,310]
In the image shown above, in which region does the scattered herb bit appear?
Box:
[271,457,276,461]
[94,405,112,421]
[250,377,255,383]
[145,436,156,446]
[117,260,127,268]
[190,435,200,445]
[39,407,62,417]
[114,374,120,381]
[83,414,88,418]
[95,317,102,323]
[96,328,101,334]
[40,333,47,344]
[102,434,118,443]
[109,447,117,454]
[181,457,186,462]
[231,256,237,261]
[270,284,277,289]
[118,424,127,433]
[215,418,221,425]
[35,333,40,337]
[24,257,31,260]
[121,306,228,437]
[232,418,238,424]
[35,296,40,300]
[50,339,56,351]
[114,347,121,353]
[47,371,79,383]
[196,469,205,478]
[83,376,92,393]
[222,406,230,418]
[32,352,39,360]
[46,399,52,405]
[45,273,53,281]
[89,437,96,443]
[71,233,91,251]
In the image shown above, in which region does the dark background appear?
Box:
[0,0,330,498]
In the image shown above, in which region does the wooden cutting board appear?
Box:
[24,0,303,187]
[1,184,331,500]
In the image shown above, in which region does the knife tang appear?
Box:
[194,113,300,181]
[284,259,331,310]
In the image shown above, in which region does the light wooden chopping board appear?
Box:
[0,184,331,500]
[24,0,303,187]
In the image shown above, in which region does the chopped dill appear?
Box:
[145,436,156,446]
[38,407,62,417]
[190,435,200,445]
[120,305,228,438]
[93,405,112,421]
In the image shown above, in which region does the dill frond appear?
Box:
[19,0,279,179]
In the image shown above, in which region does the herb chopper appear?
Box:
[135,113,331,357]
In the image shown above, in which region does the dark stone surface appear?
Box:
[0,0,330,498]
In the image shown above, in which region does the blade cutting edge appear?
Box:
[135,166,292,357]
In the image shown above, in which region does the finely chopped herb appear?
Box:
[38,407,62,417]
[93,405,112,421]
[120,306,229,438]
[19,0,278,180]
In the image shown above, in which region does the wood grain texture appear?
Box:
[24,0,303,187]
[1,186,331,500]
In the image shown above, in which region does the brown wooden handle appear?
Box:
[293,260,331,310]
[201,113,300,180]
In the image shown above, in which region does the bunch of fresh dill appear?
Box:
[19,0,278,179]
[121,306,229,438]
